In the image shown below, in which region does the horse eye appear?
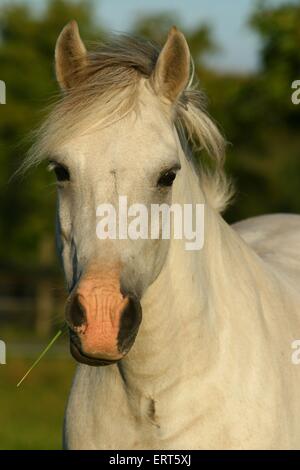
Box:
[49,162,70,182]
[157,170,177,187]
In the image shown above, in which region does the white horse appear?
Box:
[26,21,300,449]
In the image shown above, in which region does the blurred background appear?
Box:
[0,0,300,449]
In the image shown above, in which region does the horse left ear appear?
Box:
[55,20,88,91]
[151,26,190,103]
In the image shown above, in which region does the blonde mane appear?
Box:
[25,34,233,212]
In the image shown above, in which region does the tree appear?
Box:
[0,0,104,268]
[132,12,217,68]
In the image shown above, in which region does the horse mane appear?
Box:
[25,34,233,212]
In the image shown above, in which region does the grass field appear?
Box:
[0,333,75,449]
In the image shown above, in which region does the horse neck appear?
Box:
[118,145,267,393]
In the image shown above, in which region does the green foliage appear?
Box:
[203,1,300,221]
[0,0,103,268]
[249,1,300,125]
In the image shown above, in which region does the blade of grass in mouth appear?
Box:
[17,329,63,387]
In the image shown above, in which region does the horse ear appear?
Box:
[151,26,190,103]
[55,20,88,91]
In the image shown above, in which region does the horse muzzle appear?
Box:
[65,268,142,366]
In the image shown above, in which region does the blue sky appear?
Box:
[99,0,262,72]
[16,0,295,72]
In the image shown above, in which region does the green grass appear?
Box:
[0,356,75,449]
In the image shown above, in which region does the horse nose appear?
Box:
[65,270,142,364]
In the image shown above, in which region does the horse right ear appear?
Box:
[150,26,190,104]
[55,20,88,91]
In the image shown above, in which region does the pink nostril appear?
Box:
[66,294,87,328]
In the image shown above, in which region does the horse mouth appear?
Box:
[69,330,119,367]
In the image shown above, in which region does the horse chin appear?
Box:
[69,336,122,367]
